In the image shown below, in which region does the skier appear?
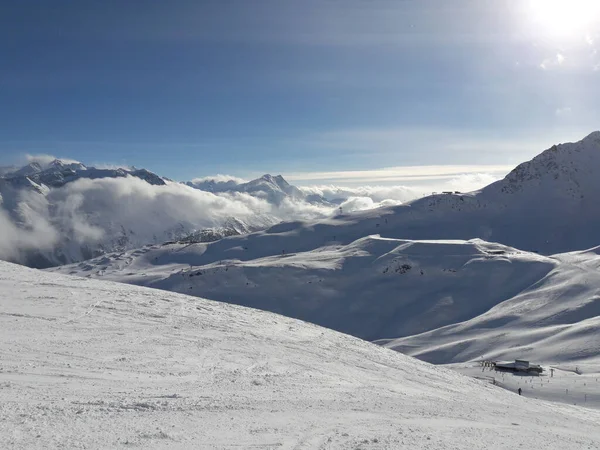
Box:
[518,388,522,396]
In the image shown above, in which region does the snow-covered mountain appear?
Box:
[50,237,547,339]
[186,173,330,205]
[1,158,167,189]
[4,260,600,448]
[17,129,599,269]
[0,161,337,268]
[379,130,600,255]
[49,131,600,364]
[51,234,600,364]
[377,245,600,364]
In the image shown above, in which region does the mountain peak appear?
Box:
[11,162,43,177]
[47,158,87,172]
[258,174,288,185]
[582,130,600,143]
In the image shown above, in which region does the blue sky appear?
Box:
[1,0,599,184]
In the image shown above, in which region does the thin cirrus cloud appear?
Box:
[285,165,513,186]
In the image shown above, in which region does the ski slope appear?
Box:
[3,261,600,449]
[450,362,600,409]
[377,247,600,364]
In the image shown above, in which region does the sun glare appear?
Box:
[529,0,600,39]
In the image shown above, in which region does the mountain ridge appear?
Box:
[0,161,334,268]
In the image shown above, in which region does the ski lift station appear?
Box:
[494,360,543,374]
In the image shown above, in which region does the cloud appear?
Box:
[0,161,506,266]
[586,33,595,46]
[0,176,348,265]
[0,190,59,262]
[190,174,247,184]
[540,53,565,70]
[298,172,502,209]
[555,107,572,117]
[445,173,500,192]
[300,185,422,204]
[286,165,513,185]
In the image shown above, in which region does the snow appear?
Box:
[3,260,600,449]
[0,166,343,268]
[450,363,600,409]
[378,247,600,364]
[51,231,600,364]
[6,131,600,270]
[49,236,555,340]
[187,173,318,205]
[44,132,600,368]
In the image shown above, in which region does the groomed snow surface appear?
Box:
[450,363,600,409]
[1,262,600,449]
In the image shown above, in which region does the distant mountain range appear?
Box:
[186,174,329,205]
[49,131,600,364]
[0,159,333,268]
[0,159,167,191]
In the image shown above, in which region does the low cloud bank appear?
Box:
[0,176,360,264]
[300,185,422,204]
[190,174,247,184]
[0,168,502,266]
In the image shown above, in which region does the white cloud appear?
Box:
[445,173,500,192]
[0,192,59,262]
[298,172,502,209]
[286,165,512,185]
[586,33,595,46]
[0,176,353,265]
[190,174,247,184]
[300,185,422,204]
[540,53,565,70]
[0,152,509,266]
[555,107,572,117]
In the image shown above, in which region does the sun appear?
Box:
[529,0,600,39]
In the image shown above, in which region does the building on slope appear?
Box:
[493,360,544,375]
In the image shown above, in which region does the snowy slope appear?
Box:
[51,226,600,363]
[450,362,600,409]
[389,131,600,254]
[48,236,554,341]
[377,246,600,364]
[3,261,600,449]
